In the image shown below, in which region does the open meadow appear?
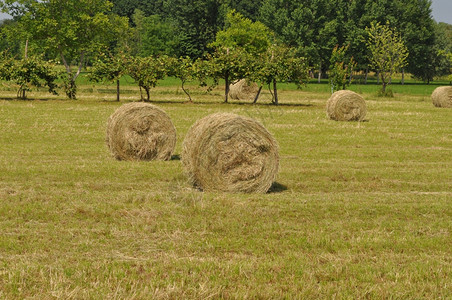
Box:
[0,78,451,298]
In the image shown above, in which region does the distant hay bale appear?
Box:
[431,86,452,108]
[106,102,176,161]
[182,113,279,193]
[229,79,259,101]
[326,90,367,121]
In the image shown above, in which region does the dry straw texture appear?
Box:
[431,86,452,108]
[182,113,279,193]
[106,102,176,161]
[326,90,367,121]
[229,79,259,101]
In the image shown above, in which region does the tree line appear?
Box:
[107,0,452,83]
[0,0,451,102]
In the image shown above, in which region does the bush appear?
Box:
[377,88,394,98]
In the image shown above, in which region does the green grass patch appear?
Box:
[0,84,451,298]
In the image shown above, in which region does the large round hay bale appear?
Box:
[182,113,279,193]
[229,79,259,101]
[326,90,367,121]
[106,102,176,161]
[432,86,452,108]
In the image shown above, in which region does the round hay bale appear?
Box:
[182,113,279,193]
[229,79,259,101]
[432,86,452,108]
[326,90,367,121]
[106,102,176,161]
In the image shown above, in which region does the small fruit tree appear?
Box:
[208,10,273,103]
[164,56,196,102]
[252,45,309,105]
[204,47,251,103]
[127,56,166,102]
[366,22,408,95]
[88,52,128,102]
[329,45,356,93]
[0,52,58,99]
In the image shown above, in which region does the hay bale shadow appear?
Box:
[268,182,288,193]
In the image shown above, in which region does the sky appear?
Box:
[0,12,12,20]
[1,1,451,24]
[430,0,452,24]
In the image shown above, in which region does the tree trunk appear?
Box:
[364,67,368,84]
[116,79,120,102]
[69,79,76,99]
[181,80,192,103]
[317,62,322,83]
[20,39,28,100]
[401,68,405,85]
[376,71,380,84]
[348,65,354,86]
[224,72,229,103]
[18,87,26,99]
[59,50,85,99]
[253,86,263,104]
[144,86,150,102]
[74,52,85,81]
[60,51,84,81]
[139,86,143,101]
[273,79,278,105]
[24,39,28,59]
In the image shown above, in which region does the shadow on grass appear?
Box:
[268,182,288,193]
[130,99,315,108]
[171,154,181,161]
[0,96,71,101]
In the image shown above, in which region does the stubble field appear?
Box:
[0,80,451,298]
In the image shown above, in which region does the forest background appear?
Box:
[0,0,451,93]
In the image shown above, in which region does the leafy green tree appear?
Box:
[164,0,225,58]
[0,19,21,56]
[432,23,452,79]
[397,0,436,83]
[5,55,59,99]
[359,0,436,83]
[205,47,251,103]
[111,0,166,20]
[221,0,263,21]
[329,45,356,93]
[0,50,14,81]
[130,8,146,56]
[448,52,452,82]
[127,55,166,102]
[209,10,273,102]
[165,56,196,102]
[252,45,309,105]
[258,0,439,83]
[139,14,177,57]
[259,0,345,81]
[1,0,129,99]
[210,10,272,55]
[88,52,128,102]
[192,57,214,91]
[366,22,408,95]
[343,0,371,80]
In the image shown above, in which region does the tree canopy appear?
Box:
[1,0,129,98]
[1,0,451,88]
[366,22,409,94]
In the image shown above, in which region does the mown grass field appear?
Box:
[0,78,451,298]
